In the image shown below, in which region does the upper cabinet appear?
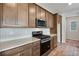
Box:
[1,3,29,28]
[53,14,61,34]
[36,6,46,20]
[48,12,53,28]
[28,3,36,28]
[0,3,54,28]
[0,4,3,27]
[46,11,53,28]
[2,3,18,27]
[46,11,49,27]
[40,8,46,20]
[17,3,28,27]
[36,6,41,19]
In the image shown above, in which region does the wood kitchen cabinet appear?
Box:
[48,13,53,28]
[0,40,40,56]
[28,3,36,28]
[46,11,53,28]
[53,36,57,48]
[46,11,49,27]
[40,8,46,20]
[0,43,32,56]
[2,3,18,27]
[36,5,41,19]
[19,43,32,56]
[0,3,54,28]
[36,5,46,20]
[0,4,3,27]
[17,3,28,27]
[1,3,29,28]
[51,37,54,50]
[51,36,57,50]
[32,40,40,56]
[53,14,58,34]
[20,49,32,56]
[1,3,36,28]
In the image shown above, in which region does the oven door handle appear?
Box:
[41,40,50,43]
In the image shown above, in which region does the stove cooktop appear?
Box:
[32,31,50,39]
[33,35,50,39]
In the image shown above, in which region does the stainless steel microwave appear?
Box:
[35,19,46,28]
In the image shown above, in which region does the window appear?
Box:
[71,21,77,30]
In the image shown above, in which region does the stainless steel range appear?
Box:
[32,31,51,55]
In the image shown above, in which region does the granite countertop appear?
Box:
[0,37,40,52]
[0,34,56,52]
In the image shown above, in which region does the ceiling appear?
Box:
[36,3,79,14]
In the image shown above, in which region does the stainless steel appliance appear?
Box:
[35,19,46,28]
[32,31,50,55]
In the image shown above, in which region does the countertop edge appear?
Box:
[0,37,40,52]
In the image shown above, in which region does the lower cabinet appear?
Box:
[32,41,40,56]
[51,38,54,50]
[11,48,32,56]
[53,36,57,48]
[0,43,32,56]
[51,36,57,50]
[20,49,32,56]
[0,40,40,56]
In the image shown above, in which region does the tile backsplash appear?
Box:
[0,28,50,42]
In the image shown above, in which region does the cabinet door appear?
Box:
[3,3,17,27]
[53,36,57,48]
[32,41,40,56]
[46,11,49,27]
[32,46,40,56]
[48,13,53,28]
[46,11,53,28]
[29,3,36,28]
[20,49,32,56]
[51,36,57,50]
[51,37,54,50]
[36,6,41,19]
[40,8,46,20]
[18,3,28,27]
[0,4,3,27]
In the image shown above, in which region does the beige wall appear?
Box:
[66,16,79,40]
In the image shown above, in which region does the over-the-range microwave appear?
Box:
[35,19,47,28]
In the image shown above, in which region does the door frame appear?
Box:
[60,15,62,43]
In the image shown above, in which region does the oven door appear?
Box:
[40,40,50,55]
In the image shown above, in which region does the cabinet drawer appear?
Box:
[21,43,32,50]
